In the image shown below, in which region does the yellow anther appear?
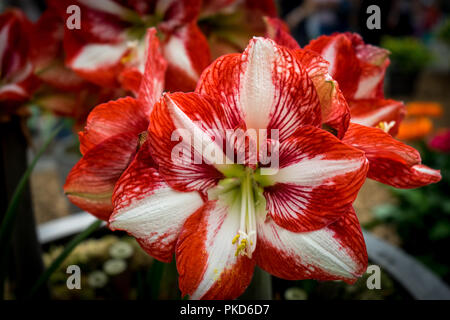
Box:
[232,234,240,244]
[234,239,248,256]
[121,54,133,64]
[376,121,396,133]
[376,122,386,130]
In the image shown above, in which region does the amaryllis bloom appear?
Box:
[0,9,39,115]
[305,32,405,136]
[31,9,86,92]
[30,9,126,130]
[49,0,210,92]
[266,20,441,189]
[64,29,166,220]
[109,38,369,299]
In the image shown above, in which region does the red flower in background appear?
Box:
[306,32,406,136]
[109,38,369,299]
[64,28,166,220]
[266,19,441,189]
[0,9,39,117]
[48,0,210,93]
[30,9,126,130]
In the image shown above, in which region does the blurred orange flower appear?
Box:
[397,102,443,140]
[405,102,443,117]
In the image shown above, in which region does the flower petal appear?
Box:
[109,140,204,262]
[305,33,361,99]
[176,198,255,300]
[148,92,228,193]
[342,123,441,188]
[64,132,139,220]
[49,0,131,42]
[255,206,367,283]
[264,21,350,138]
[0,9,38,103]
[137,28,167,109]
[264,126,368,232]
[294,49,350,138]
[306,33,389,100]
[163,22,211,92]
[64,30,129,88]
[197,37,321,143]
[31,9,86,91]
[78,97,148,155]
[349,99,406,136]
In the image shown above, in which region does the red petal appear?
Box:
[137,28,167,109]
[343,123,441,188]
[264,126,368,232]
[110,140,204,262]
[0,9,32,79]
[64,132,139,220]
[295,49,350,138]
[306,33,390,100]
[163,22,211,92]
[148,92,227,194]
[176,200,255,300]
[63,29,129,88]
[306,33,361,99]
[119,67,142,94]
[78,97,148,155]
[30,9,86,91]
[255,206,368,283]
[197,37,321,143]
[0,9,39,103]
[49,0,129,43]
[349,99,406,136]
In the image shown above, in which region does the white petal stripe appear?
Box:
[272,155,365,186]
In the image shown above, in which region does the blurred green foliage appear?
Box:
[373,142,450,282]
[381,36,433,73]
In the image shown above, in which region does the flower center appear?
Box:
[208,165,268,258]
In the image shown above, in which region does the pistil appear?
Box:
[234,169,257,258]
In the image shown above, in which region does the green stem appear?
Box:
[27,219,102,298]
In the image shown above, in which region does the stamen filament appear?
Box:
[234,169,258,258]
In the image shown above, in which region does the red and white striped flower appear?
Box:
[64,28,166,220]
[0,9,39,113]
[305,32,406,136]
[30,9,126,130]
[49,0,210,93]
[266,19,441,189]
[109,38,369,299]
